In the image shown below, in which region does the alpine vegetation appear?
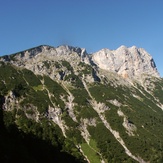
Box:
[0,45,163,163]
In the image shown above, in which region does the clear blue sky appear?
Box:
[0,0,163,76]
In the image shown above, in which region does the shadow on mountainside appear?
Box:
[0,107,83,163]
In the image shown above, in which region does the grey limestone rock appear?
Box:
[1,45,160,83]
[91,45,160,80]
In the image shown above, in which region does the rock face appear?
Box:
[91,45,160,79]
[9,45,89,63]
[1,45,160,82]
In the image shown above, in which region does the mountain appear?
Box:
[0,45,163,163]
[92,45,160,79]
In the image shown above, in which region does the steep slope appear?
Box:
[0,45,163,163]
[92,45,160,80]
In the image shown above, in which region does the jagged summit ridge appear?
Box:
[2,45,87,60]
[1,44,89,66]
[0,44,160,80]
[91,45,160,79]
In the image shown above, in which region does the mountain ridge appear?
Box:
[0,44,163,163]
[0,45,160,80]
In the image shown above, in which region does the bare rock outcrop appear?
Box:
[91,45,160,80]
[1,45,160,83]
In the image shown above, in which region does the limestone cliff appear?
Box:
[91,45,160,79]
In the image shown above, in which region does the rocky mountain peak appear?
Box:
[56,45,87,57]
[91,46,160,80]
[0,44,160,82]
[1,45,89,65]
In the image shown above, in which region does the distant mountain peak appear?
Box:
[92,46,160,79]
